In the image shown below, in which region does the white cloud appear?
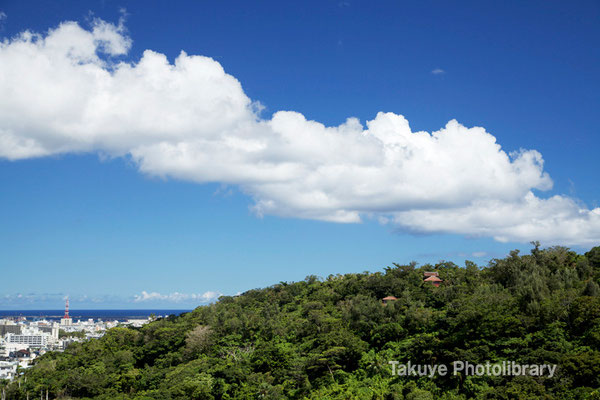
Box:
[1,293,62,305]
[0,19,599,246]
[431,68,445,75]
[133,291,222,303]
[390,192,600,247]
[0,292,118,306]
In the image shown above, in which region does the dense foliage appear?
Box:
[3,244,600,399]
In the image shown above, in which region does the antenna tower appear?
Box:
[63,297,70,319]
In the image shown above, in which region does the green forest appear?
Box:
[3,244,600,399]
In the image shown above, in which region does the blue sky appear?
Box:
[0,0,598,309]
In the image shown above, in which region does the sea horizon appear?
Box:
[0,309,193,321]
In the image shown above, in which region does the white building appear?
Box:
[5,332,48,347]
[5,326,53,349]
[0,361,18,380]
[123,319,151,328]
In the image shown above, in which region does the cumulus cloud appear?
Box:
[0,19,599,246]
[0,292,120,307]
[133,291,221,303]
[1,292,65,305]
[391,192,600,247]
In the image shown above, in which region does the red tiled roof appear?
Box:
[424,276,442,282]
[382,296,398,301]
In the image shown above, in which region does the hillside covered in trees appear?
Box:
[3,245,600,399]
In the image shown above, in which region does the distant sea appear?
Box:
[0,309,192,322]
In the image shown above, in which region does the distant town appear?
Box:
[0,299,157,381]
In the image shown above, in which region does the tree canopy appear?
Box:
[3,245,600,399]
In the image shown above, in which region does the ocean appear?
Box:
[0,309,192,322]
